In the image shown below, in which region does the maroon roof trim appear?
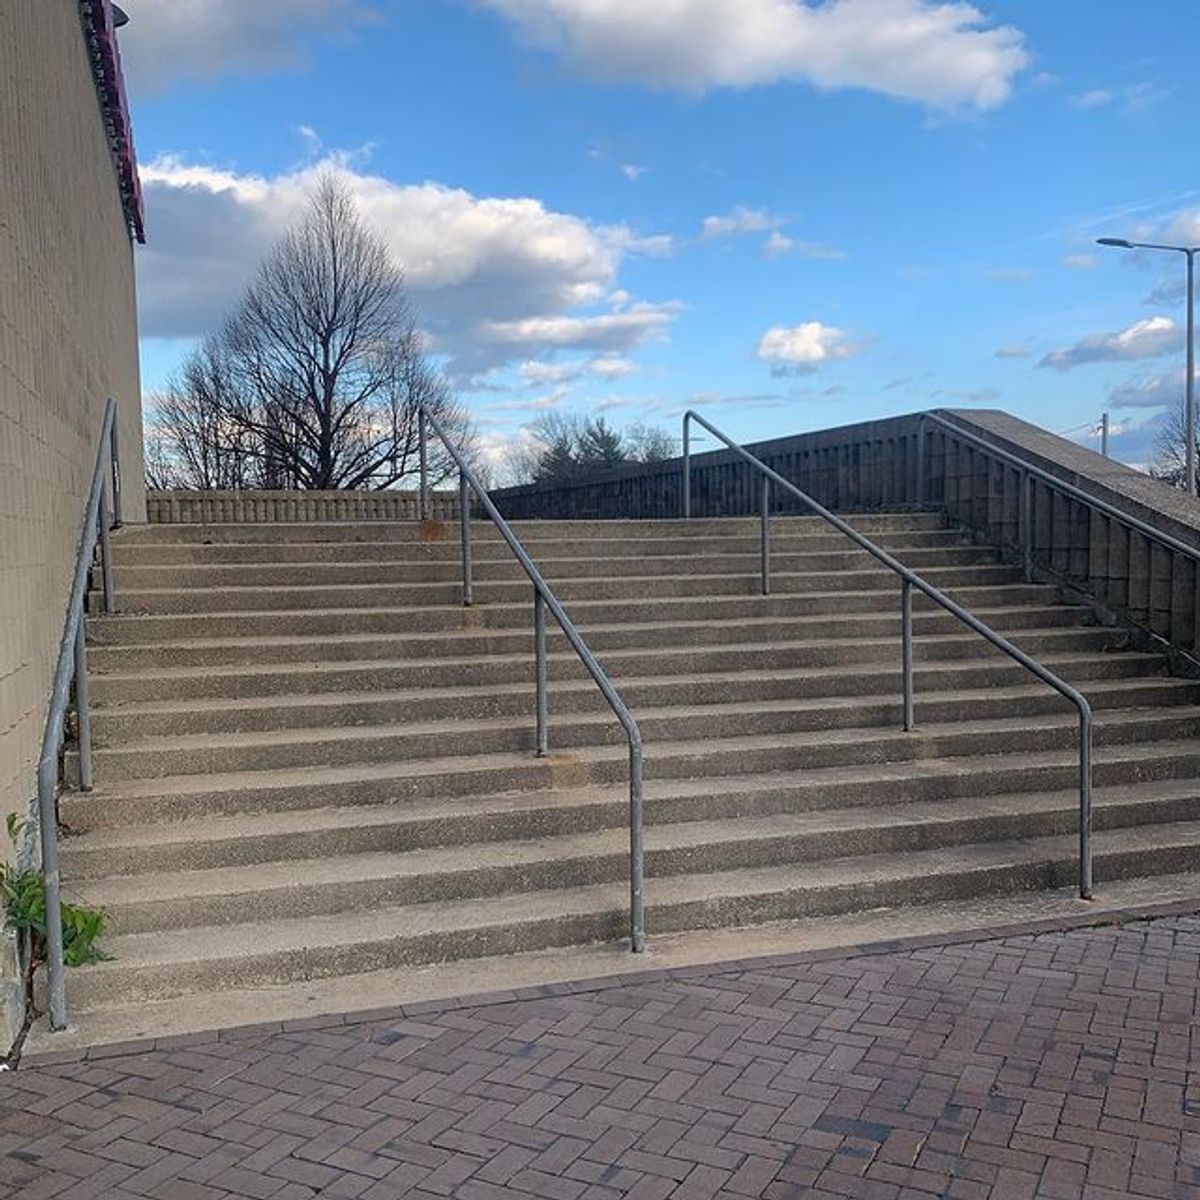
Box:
[79,0,145,244]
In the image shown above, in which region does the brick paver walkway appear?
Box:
[2,915,1199,1199]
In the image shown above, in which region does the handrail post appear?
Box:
[418,407,430,521]
[422,404,644,952]
[98,475,115,615]
[534,589,548,756]
[760,475,771,595]
[681,415,691,519]
[629,742,645,953]
[108,411,123,528]
[37,754,68,1032]
[684,408,1101,909]
[914,418,926,509]
[74,623,94,792]
[459,474,473,607]
[1019,470,1033,582]
[901,579,915,731]
[1079,709,1093,900]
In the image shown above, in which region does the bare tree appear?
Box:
[1150,399,1199,491]
[624,421,677,463]
[150,176,470,490]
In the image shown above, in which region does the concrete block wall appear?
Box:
[1,0,144,1048]
[146,490,458,524]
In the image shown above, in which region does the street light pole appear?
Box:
[1188,248,1196,496]
[1098,237,1199,496]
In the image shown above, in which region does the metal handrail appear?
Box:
[38,398,123,1032]
[682,409,1095,900]
[919,411,1200,580]
[417,407,647,951]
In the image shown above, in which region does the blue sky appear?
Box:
[121,0,1200,471]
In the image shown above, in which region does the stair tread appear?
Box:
[87,661,1175,718]
[111,562,1018,596]
[118,546,990,567]
[89,636,1139,685]
[71,782,1200,907]
[72,725,1200,804]
[83,699,1184,756]
[78,819,1200,969]
[91,581,1058,626]
[88,604,1080,651]
[59,772,1200,857]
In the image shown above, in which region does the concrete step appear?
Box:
[88,673,1191,743]
[112,545,999,590]
[72,785,1200,937]
[85,582,1066,642]
[115,512,950,545]
[62,770,1200,882]
[87,635,1144,706]
[84,604,1093,672]
[69,703,1198,789]
[100,563,1022,615]
[60,819,1200,1011]
[60,733,1200,838]
[28,871,1200,1055]
[112,527,972,566]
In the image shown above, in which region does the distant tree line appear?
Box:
[145,177,472,491]
[505,414,676,486]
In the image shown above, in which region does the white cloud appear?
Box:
[994,343,1031,359]
[762,231,847,260]
[1145,278,1187,306]
[700,206,784,240]
[1165,209,1200,246]
[757,321,858,370]
[1039,316,1181,371]
[136,156,679,379]
[478,305,680,356]
[476,0,1029,109]
[762,231,795,258]
[621,164,647,181]
[1109,368,1197,410]
[118,0,384,92]
[519,361,577,386]
[600,226,678,258]
[517,354,638,385]
[588,356,639,379]
[1068,82,1165,115]
[1069,88,1113,109]
[1062,254,1097,270]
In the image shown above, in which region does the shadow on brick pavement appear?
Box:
[2,915,1199,1199]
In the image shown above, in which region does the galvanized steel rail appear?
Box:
[417,407,647,952]
[918,411,1200,581]
[39,398,124,1032]
[682,409,1095,900]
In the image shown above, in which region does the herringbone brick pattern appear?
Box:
[3,916,1199,1198]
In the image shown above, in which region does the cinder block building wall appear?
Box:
[1,0,144,1044]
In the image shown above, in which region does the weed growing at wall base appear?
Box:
[1,816,108,969]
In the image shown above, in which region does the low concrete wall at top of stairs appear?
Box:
[147,490,460,524]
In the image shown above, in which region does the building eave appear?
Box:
[79,0,145,244]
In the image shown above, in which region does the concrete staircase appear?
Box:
[59,513,1200,1017]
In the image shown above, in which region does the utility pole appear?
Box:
[1101,412,1109,458]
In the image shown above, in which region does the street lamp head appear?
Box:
[1096,238,1133,249]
